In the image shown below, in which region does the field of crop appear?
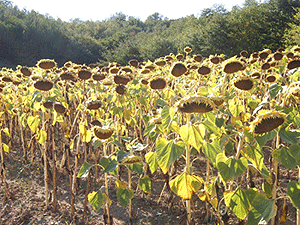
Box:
[1,46,300,225]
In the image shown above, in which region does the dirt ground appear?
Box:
[0,141,298,225]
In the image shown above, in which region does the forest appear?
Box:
[1,0,300,68]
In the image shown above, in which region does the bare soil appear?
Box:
[0,141,298,225]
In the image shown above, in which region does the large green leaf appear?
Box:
[99,157,118,173]
[287,181,300,211]
[169,172,203,200]
[202,139,223,167]
[272,145,300,170]
[138,176,151,194]
[129,162,143,174]
[88,190,108,212]
[224,188,257,220]
[216,153,248,183]
[256,130,276,147]
[241,142,264,170]
[77,161,94,178]
[179,124,204,151]
[203,112,222,135]
[161,105,171,135]
[246,193,277,225]
[117,187,134,209]
[156,138,184,174]
[145,151,158,174]
[269,83,283,99]
[279,128,300,144]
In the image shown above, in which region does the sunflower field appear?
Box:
[1,46,300,225]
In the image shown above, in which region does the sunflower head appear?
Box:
[109,66,120,75]
[78,69,92,80]
[233,76,255,91]
[258,49,271,60]
[197,65,211,76]
[86,100,102,110]
[128,59,139,68]
[250,110,286,134]
[176,95,215,113]
[273,52,283,61]
[223,57,244,74]
[93,126,114,140]
[114,72,131,85]
[171,62,187,77]
[261,62,271,70]
[150,77,167,90]
[154,59,167,67]
[20,67,32,76]
[251,71,261,79]
[34,79,54,91]
[193,54,203,63]
[266,74,276,83]
[176,53,184,61]
[43,101,54,109]
[54,102,67,114]
[60,71,77,81]
[37,59,57,70]
[287,59,300,70]
[92,72,106,81]
[184,46,192,54]
[240,50,248,57]
[210,55,220,64]
[115,84,126,95]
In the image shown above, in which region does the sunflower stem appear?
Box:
[186,113,191,225]
[298,166,300,225]
[103,142,111,224]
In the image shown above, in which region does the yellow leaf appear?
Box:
[123,109,131,122]
[116,179,127,189]
[169,172,203,200]
[3,143,9,153]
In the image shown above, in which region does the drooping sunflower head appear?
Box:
[20,66,32,77]
[128,59,139,68]
[115,84,126,95]
[176,53,184,61]
[266,74,277,83]
[43,101,54,109]
[34,79,54,91]
[176,95,215,113]
[193,54,203,63]
[93,126,115,140]
[258,49,271,60]
[223,57,244,74]
[60,71,77,81]
[54,102,67,114]
[273,52,283,61]
[250,110,286,134]
[170,62,187,77]
[86,100,102,110]
[287,59,300,70]
[197,65,211,76]
[251,71,261,79]
[209,55,220,64]
[150,76,167,90]
[37,59,57,70]
[233,75,255,91]
[184,46,192,54]
[78,69,92,80]
[92,72,106,81]
[240,50,248,58]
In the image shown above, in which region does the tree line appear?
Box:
[1,0,300,68]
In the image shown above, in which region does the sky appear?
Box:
[10,0,244,22]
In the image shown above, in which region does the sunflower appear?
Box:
[223,57,244,74]
[266,74,276,83]
[176,95,215,113]
[154,59,167,67]
[197,65,211,76]
[43,101,54,109]
[240,50,248,57]
[20,67,32,76]
[287,59,300,70]
[250,110,286,134]
[114,72,131,85]
[128,59,139,68]
[193,54,203,63]
[109,67,120,75]
[92,72,106,81]
[54,103,67,114]
[261,62,271,70]
[233,76,255,91]
[184,46,192,54]
[37,59,57,70]
[60,71,76,81]
[150,77,167,90]
[251,71,261,79]
[91,120,102,127]
[34,79,54,91]
[273,52,283,61]
[258,49,271,60]
[171,62,187,77]
[115,84,126,95]
[78,69,92,80]
[176,53,184,61]
[210,55,220,64]
[93,126,114,140]
[86,100,102,110]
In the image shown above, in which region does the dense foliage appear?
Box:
[0,0,300,67]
